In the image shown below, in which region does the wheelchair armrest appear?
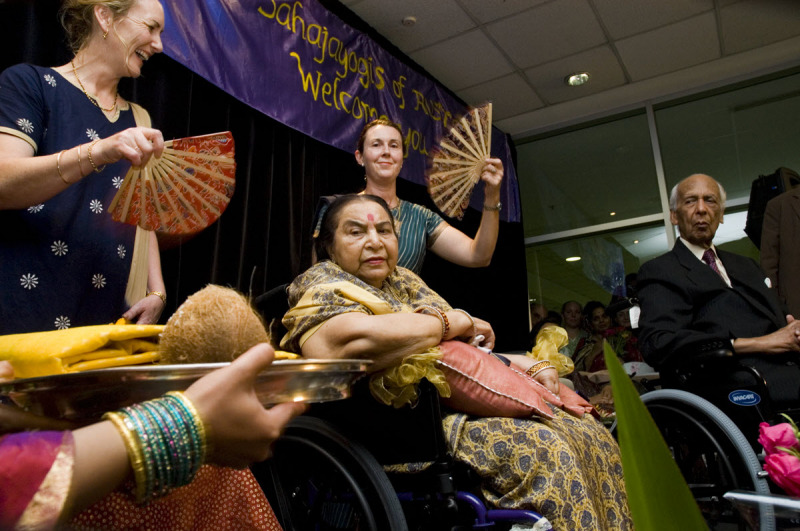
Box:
[659,347,735,387]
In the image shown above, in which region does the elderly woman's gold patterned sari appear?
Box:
[281,261,633,530]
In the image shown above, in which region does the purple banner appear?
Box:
[162,0,519,221]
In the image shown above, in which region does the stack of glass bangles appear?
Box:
[526,360,553,378]
[103,391,208,504]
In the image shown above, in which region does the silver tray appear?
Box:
[0,359,370,422]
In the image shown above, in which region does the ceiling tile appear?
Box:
[486,0,607,69]
[524,46,627,104]
[616,12,720,81]
[410,30,515,91]
[457,74,545,121]
[459,0,550,24]
[593,0,714,39]
[340,0,475,52]
[720,0,800,55]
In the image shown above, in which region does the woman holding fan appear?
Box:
[0,0,167,334]
[315,118,504,274]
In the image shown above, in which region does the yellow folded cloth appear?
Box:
[273,351,302,360]
[527,324,575,377]
[0,324,164,378]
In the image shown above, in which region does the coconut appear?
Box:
[159,284,269,364]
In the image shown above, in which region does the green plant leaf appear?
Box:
[605,342,707,530]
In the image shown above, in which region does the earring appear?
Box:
[103,30,108,39]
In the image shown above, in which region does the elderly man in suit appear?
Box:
[637,173,800,410]
[761,184,800,318]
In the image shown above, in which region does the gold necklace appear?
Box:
[71,60,118,113]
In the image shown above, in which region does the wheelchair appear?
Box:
[251,379,549,530]
[251,285,549,530]
[619,345,800,530]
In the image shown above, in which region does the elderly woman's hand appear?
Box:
[91,126,165,169]
[505,354,560,397]
[471,317,496,350]
[445,311,495,349]
[533,367,560,397]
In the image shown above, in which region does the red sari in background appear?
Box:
[0,430,283,530]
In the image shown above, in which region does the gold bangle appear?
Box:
[103,411,147,502]
[453,308,477,339]
[146,290,166,304]
[56,150,69,184]
[87,139,106,173]
[526,360,553,378]
[483,202,501,212]
[76,143,85,177]
[415,305,449,341]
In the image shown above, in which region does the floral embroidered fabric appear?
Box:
[0,64,137,334]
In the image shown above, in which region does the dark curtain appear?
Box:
[1,0,530,351]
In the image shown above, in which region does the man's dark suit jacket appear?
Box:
[637,239,786,369]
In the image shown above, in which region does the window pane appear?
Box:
[526,223,669,312]
[656,72,800,201]
[516,112,661,237]
[526,209,758,313]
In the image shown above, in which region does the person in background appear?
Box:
[572,301,612,372]
[0,0,168,334]
[0,344,306,529]
[529,301,547,329]
[560,300,588,359]
[760,182,800,317]
[313,118,504,274]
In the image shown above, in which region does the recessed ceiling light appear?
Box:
[609,212,616,216]
[565,72,590,86]
[566,256,581,262]
[402,16,417,27]
[633,240,639,244]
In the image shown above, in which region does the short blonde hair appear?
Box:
[60,0,137,53]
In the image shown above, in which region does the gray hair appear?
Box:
[668,175,727,211]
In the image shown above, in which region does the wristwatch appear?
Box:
[483,202,502,212]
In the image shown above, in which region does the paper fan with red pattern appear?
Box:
[109,131,236,234]
[426,103,492,220]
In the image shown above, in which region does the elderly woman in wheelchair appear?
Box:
[278,194,633,530]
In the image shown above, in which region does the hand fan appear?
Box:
[426,102,492,220]
[109,131,236,234]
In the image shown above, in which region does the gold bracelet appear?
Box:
[76,143,85,178]
[483,201,501,212]
[103,411,148,502]
[452,308,477,339]
[526,360,553,378]
[146,290,166,304]
[415,305,448,341]
[56,150,69,184]
[87,139,106,173]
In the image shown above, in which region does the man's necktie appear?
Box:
[702,248,722,278]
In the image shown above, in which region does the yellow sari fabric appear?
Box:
[281,261,451,407]
[527,325,575,377]
[0,324,163,378]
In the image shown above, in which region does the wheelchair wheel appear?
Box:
[640,389,773,531]
[252,416,408,531]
